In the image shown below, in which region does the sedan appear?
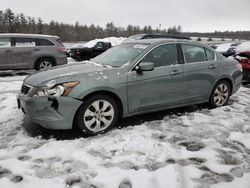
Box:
[17,39,242,136]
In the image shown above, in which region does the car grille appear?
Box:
[21,84,31,95]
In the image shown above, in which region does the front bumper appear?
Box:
[17,93,83,129]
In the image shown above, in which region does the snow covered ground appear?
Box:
[0,71,250,188]
[215,41,250,53]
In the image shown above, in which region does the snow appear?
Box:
[228,132,250,147]
[215,43,233,52]
[70,37,126,48]
[235,42,250,53]
[215,41,250,54]
[0,72,250,188]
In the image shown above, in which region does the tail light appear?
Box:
[57,47,66,52]
[240,59,250,69]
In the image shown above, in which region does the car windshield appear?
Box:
[92,43,149,67]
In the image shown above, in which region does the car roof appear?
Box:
[124,38,215,50]
[125,38,198,45]
[0,33,59,39]
[124,33,191,41]
[123,34,191,44]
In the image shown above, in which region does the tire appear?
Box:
[36,58,54,70]
[75,94,119,136]
[209,80,231,108]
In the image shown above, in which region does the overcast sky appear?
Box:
[1,0,250,32]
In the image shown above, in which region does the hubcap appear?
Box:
[40,61,53,70]
[83,100,114,132]
[214,83,229,106]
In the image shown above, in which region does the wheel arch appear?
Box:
[212,77,233,96]
[34,56,57,69]
[81,90,124,119]
[72,90,124,130]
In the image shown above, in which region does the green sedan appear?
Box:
[17,39,242,136]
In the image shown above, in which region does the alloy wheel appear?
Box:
[83,100,115,132]
[39,61,53,70]
[213,83,229,106]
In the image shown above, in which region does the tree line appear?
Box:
[0,8,250,42]
[0,9,183,42]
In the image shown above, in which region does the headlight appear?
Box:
[33,81,79,97]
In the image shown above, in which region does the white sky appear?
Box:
[1,0,250,32]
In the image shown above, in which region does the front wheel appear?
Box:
[209,80,231,108]
[75,95,119,136]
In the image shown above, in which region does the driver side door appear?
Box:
[127,43,183,114]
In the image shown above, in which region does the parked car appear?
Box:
[69,41,112,61]
[217,42,241,58]
[235,51,250,81]
[17,39,242,136]
[222,47,237,57]
[122,33,191,43]
[0,33,67,70]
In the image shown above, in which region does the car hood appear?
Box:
[24,62,107,86]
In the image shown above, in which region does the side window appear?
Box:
[142,44,177,67]
[0,38,11,48]
[37,39,55,46]
[205,48,215,61]
[14,37,37,47]
[182,44,206,63]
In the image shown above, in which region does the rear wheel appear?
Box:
[36,58,54,70]
[76,94,118,136]
[209,80,231,108]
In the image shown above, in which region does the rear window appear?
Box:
[205,48,216,61]
[56,39,64,46]
[37,39,55,46]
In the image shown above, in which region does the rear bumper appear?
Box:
[232,70,243,95]
[56,56,68,66]
[17,93,83,129]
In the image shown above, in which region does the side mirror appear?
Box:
[135,62,154,72]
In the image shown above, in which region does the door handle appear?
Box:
[209,64,216,69]
[171,70,181,75]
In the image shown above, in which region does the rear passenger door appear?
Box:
[181,43,219,104]
[0,37,14,69]
[12,37,37,69]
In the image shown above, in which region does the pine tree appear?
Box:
[4,8,15,32]
[37,17,43,34]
